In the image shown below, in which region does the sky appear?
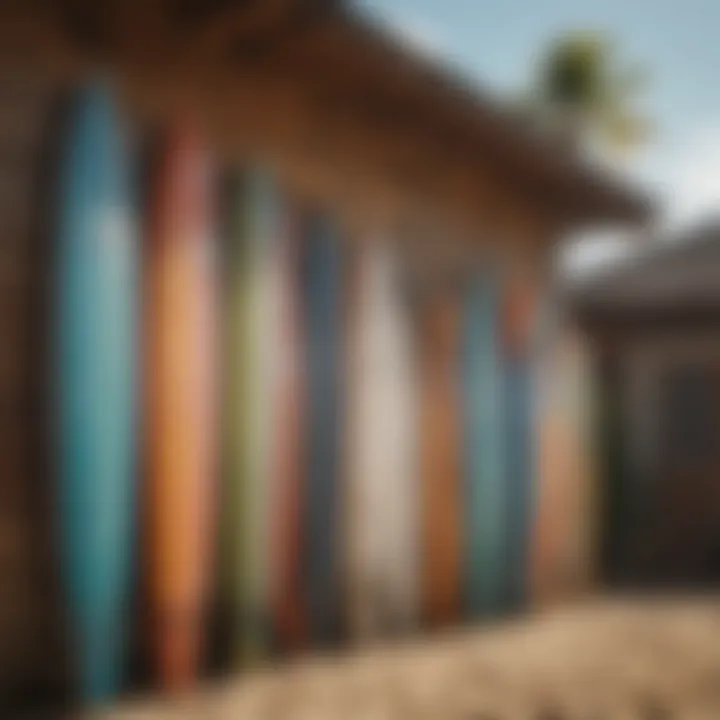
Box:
[358,0,720,269]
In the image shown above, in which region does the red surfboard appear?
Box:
[271,203,307,650]
[145,127,217,690]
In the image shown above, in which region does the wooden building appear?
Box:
[0,0,649,708]
[572,218,720,590]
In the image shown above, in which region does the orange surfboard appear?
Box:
[419,293,463,628]
[145,127,217,690]
[533,323,596,604]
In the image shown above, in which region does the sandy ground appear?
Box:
[93,597,720,719]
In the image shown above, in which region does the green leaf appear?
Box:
[525,30,652,157]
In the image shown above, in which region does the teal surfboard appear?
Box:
[54,85,138,702]
[463,274,506,616]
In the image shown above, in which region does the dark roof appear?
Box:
[571,216,720,314]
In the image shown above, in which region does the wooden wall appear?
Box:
[0,49,556,707]
[0,67,70,708]
[0,2,564,261]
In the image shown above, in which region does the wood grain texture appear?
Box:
[0,24,612,707]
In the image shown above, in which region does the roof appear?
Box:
[571,216,720,317]
[0,0,652,229]
[334,4,652,226]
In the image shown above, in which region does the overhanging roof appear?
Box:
[332,3,653,226]
[0,0,652,229]
[571,217,720,319]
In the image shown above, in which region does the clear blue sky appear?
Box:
[359,0,720,239]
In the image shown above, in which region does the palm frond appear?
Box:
[527,31,652,155]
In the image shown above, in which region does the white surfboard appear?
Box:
[346,236,418,641]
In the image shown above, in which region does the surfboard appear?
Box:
[346,237,418,640]
[145,127,217,690]
[221,170,282,665]
[270,203,307,651]
[562,331,597,596]
[501,277,537,611]
[302,213,344,645]
[419,292,463,628]
[530,300,565,604]
[532,325,597,603]
[54,85,138,703]
[462,273,506,617]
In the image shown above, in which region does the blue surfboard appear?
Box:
[54,85,138,703]
[302,213,343,644]
[502,282,536,611]
[462,274,506,617]
[503,357,533,609]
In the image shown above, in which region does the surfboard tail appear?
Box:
[156,610,203,691]
[76,621,124,704]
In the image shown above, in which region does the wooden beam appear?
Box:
[0,3,562,252]
[228,1,337,65]
[217,20,602,233]
[188,0,294,60]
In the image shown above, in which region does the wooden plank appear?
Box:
[189,0,296,60]
[0,64,60,705]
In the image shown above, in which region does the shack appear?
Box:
[573,218,720,590]
[0,0,649,709]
